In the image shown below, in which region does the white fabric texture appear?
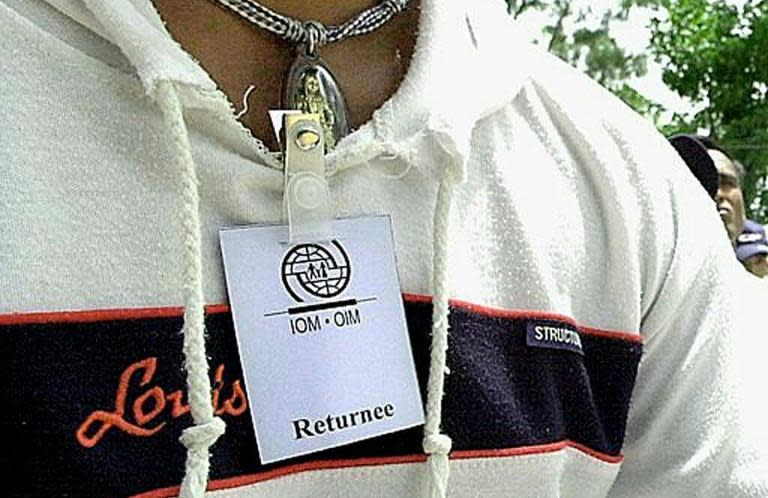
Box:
[205,448,623,498]
[1,0,767,496]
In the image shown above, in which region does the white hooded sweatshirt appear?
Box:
[1,0,767,497]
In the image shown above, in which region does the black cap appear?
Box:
[668,134,719,199]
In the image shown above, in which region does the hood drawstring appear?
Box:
[423,170,458,498]
[155,77,458,498]
[155,80,225,498]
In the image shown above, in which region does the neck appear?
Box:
[152,0,419,151]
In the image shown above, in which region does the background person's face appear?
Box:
[711,150,745,245]
[745,254,768,278]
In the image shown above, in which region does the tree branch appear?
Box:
[547,2,571,52]
[512,0,536,19]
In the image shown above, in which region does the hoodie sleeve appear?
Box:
[605,121,768,497]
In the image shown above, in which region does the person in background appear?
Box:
[668,134,768,280]
[699,137,747,246]
[669,134,750,250]
[737,220,768,278]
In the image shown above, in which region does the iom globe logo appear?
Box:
[281,241,351,302]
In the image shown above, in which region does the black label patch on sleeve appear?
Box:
[526,320,584,355]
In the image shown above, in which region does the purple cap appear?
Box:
[736,219,768,263]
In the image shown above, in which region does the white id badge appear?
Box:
[219,215,424,464]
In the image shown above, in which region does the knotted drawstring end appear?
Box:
[180,416,226,451]
[420,172,457,498]
[423,433,452,498]
[178,417,226,498]
[155,79,224,498]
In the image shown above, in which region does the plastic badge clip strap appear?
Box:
[283,114,333,243]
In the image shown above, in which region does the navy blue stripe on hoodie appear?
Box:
[1,297,642,497]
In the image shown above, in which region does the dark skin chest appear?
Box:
[151,0,419,150]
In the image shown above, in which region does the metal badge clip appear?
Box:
[283,113,333,243]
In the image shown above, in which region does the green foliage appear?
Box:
[506,0,549,19]
[555,14,647,92]
[506,1,651,97]
[614,84,668,127]
[505,0,768,221]
[646,0,768,220]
